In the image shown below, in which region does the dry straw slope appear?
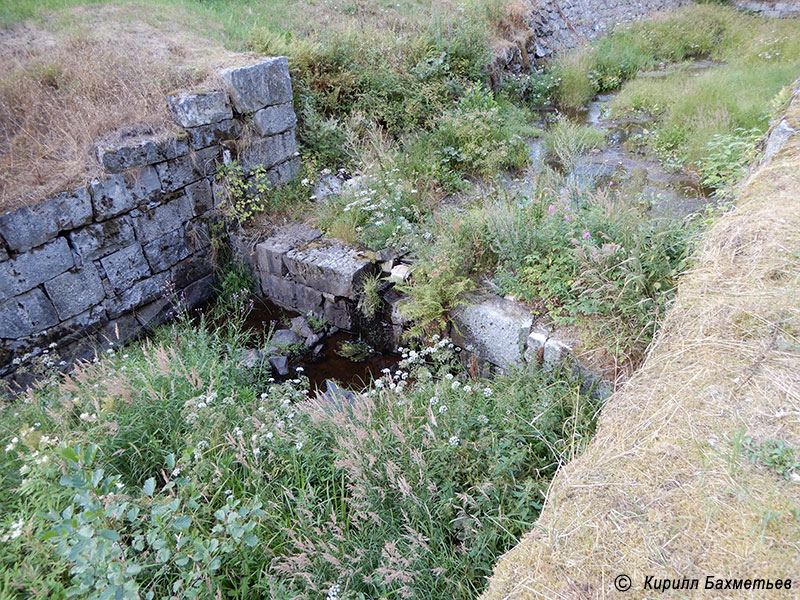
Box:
[481,88,800,599]
[0,4,259,213]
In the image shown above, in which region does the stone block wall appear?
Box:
[498,0,691,70]
[0,57,300,386]
[735,0,800,18]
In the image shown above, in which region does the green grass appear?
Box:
[541,4,800,191]
[0,283,602,600]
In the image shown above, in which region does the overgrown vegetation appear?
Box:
[542,4,800,192]
[0,288,601,599]
[399,177,701,368]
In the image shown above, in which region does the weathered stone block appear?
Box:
[324,296,354,330]
[132,194,193,242]
[97,314,142,348]
[0,237,74,300]
[240,130,298,171]
[267,157,301,186]
[219,57,293,114]
[69,215,136,261]
[185,179,214,215]
[181,273,215,308]
[97,139,159,173]
[0,186,92,252]
[295,283,324,314]
[155,147,218,193]
[135,297,171,330]
[0,289,59,339]
[91,167,161,220]
[256,224,323,276]
[100,244,151,293]
[167,91,232,128]
[172,254,213,289]
[104,272,169,319]
[260,272,298,308]
[524,328,571,372]
[253,103,297,136]
[184,219,211,250]
[283,238,374,299]
[450,295,533,369]
[186,118,242,150]
[44,263,106,319]
[143,228,191,273]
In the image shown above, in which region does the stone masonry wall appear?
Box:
[498,0,691,70]
[734,0,800,18]
[0,57,299,387]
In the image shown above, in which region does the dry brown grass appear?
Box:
[481,93,800,599]
[0,5,256,213]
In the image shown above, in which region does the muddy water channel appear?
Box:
[236,296,399,393]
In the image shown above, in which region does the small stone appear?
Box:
[389,263,412,284]
[167,91,233,128]
[269,355,290,376]
[239,349,263,369]
[313,174,343,201]
[219,57,293,114]
[270,328,302,349]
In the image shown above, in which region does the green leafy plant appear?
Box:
[744,438,799,479]
[358,272,383,320]
[214,161,273,224]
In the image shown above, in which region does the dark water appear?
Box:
[238,296,399,392]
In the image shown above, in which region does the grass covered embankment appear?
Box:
[480,85,800,599]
